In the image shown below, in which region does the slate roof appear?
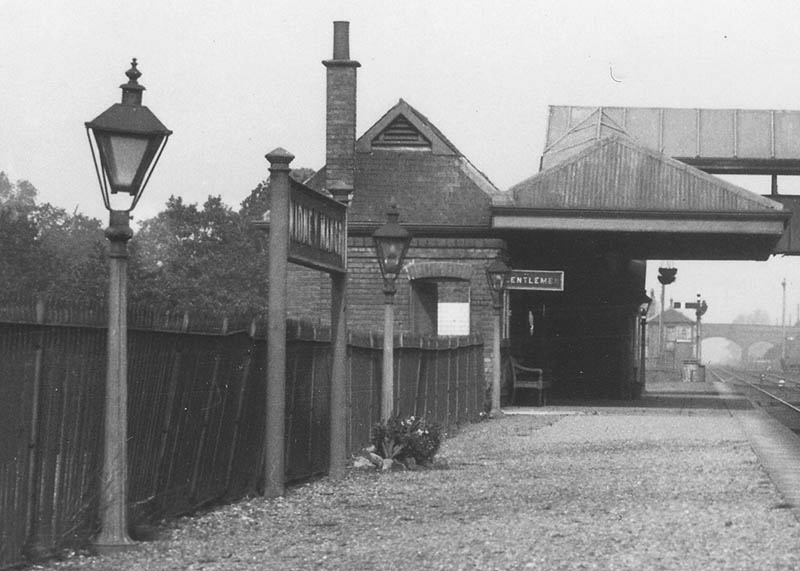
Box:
[309,99,501,229]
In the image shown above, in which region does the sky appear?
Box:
[4,0,800,324]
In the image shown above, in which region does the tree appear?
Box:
[732,309,771,325]
[0,172,106,303]
[132,195,269,315]
[239,167,316,221]
[0,173,43,297]
[1,168,318,315]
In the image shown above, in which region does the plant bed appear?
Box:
[354,415,444,471]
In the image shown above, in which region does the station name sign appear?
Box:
[504,270,564,291]
[288,178,347,273]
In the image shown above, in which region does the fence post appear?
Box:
[23,299,45,557]
[329,273,347,479]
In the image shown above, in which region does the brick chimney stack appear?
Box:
[323,21,360,202]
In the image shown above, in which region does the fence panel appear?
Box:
[346,334,381,455]
[0,307,483,570]
[395,345,421,417]
[0,323,38,566]
[285,338,331,482]
[27,326,105,558]
[222,337,265,499]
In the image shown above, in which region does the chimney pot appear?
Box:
[332,21,350,60]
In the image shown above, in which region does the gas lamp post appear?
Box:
[85,59,171,552]
[485,257,509,415]
[372,203,412,421]
[638,293,653,394]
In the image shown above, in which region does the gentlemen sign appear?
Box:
[504,270,564,291]
[288,178,347,273]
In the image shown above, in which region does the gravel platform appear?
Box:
[33,381,800,570]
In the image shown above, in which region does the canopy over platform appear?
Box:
[494,135,789,260]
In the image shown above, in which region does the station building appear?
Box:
[286,22,793,403]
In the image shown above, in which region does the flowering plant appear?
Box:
[369,415,443,466]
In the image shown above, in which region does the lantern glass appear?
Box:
[376,238,405,276]
[96,133,150,191]
[372,204,411,282]
[485,258,509,293]
[487,271,504,292]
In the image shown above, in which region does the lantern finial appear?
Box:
[386,200,399,224]
[121,58,145,105]
[125,59,141,83]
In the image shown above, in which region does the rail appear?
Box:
[709,366,800,415]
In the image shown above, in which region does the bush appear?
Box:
[370,415,443,466]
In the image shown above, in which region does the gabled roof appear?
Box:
[356,99,461,156]
[493,135,788,259]
[310,99,501,229]
[540,108,632,170]
[508,135,784,213]
[647,308,695,325]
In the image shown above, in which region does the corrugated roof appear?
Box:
[540,108,632,170]
[509,135,784,213]
[545,106,800,174]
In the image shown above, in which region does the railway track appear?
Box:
[709,366,800,433]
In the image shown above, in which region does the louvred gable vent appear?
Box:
[373,115,431,148]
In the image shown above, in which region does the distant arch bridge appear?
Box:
[701,323,800,361]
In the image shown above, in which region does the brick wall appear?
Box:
[286,235,506,382]
[286,265,331,324]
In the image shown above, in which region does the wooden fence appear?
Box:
[0,301,484,569]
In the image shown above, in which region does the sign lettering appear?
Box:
[504,270,564,291]
[287,179,347,273]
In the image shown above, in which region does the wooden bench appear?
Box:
[509,356,551,406]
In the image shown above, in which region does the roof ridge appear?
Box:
[510,135,785,213]
[396,98,464,155]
